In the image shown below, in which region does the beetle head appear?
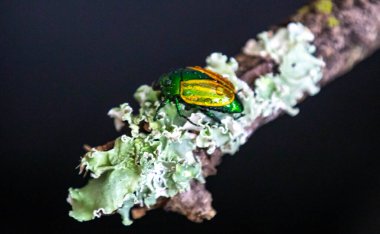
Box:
[157,70,181,100]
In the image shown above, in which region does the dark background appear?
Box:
[1,0,379,233]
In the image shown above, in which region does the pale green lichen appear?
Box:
[244,22,325,116]
[69,128,204,225]
[68,22,325,226]
[68,54,257,225]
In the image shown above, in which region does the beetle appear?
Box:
[153,66,244,125]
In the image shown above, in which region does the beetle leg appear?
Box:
[234,113,245,120]
[201,109,222,124]
[193,106,222,125]
[153,99,169,121]
[174,97,199,126]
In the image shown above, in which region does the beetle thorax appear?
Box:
[159,74,181,99]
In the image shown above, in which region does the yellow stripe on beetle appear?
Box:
[154,66,244,125]
[180,79,235,107]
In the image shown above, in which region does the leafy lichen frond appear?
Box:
[68,22,325,226]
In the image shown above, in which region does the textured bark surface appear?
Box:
[160,0,380,222]
[90,0,380,223]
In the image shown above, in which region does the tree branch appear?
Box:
[78,0,380,224]
[145,0,380,222]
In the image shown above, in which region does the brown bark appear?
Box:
[87,0,380,223]
[159,0,380,222]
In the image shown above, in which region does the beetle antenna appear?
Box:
[152,80,160,90]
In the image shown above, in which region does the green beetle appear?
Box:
[153,66,244,125]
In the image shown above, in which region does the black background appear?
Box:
[1,0,380,233]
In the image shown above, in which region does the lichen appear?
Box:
[297,5,310,15]
[314,0,333,14]
[327,16,340,28]
[295,0,339,28]
[67,54,257,225]
[296,0,334,15]
[244,22,325,116]
[68,22,325,226]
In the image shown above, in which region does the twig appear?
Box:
[69,0,380,224]
[151,0,380,222]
